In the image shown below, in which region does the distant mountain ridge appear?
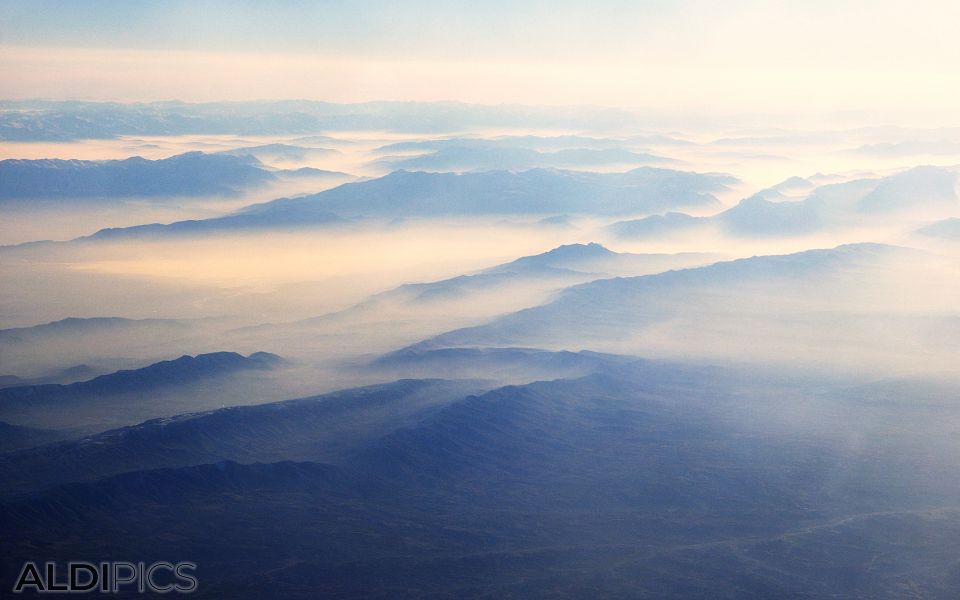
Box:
[0,351,279,401]
[917,217,960,239]
[375,144,672,172]
[0,99,641,140]
[411,243,956,371]
[0,352,282,431]
[238,167,733,219]
[0,152,276,201]
[0,316,187,343]
[284,243,718,335]
[47,168,733,242]
[610,165,960,238]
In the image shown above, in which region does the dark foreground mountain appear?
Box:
[0,421,71,453]
[2,365,959,598]
[0,378,485,497]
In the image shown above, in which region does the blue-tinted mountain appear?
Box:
[0,316,186,344]
[217,143,340,163]
[81,209,349,241]
[2,351,278,399]
[3,368,959,598]
[609,166,960,238]
[771,175,814,192]
[231,245,717,373]
[0,152,276,201]
[416,243,955,370]
[0,352,282,431]
[607,211,708,237]
[287,244,717,338]
[278,166,352,179]
[917,217,960,239]
[0,317,191,369]
[377,135,629,154]
[855,165,959,213]
[0,364,103,389]
[383,242,714,299]
[0,100,640,140]
[0,422,71,453]
[239,167,731,219]
[719,192,824,235]
[0,317,206,385]
[485,242,715,276]
[33,169,733,243]
[0,379,484,496]
[376,144,671,172]
[370,346,636,381]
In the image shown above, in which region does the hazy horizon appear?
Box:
[3,1,960,127]
[2,3,959,598]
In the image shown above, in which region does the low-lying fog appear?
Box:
[2,122,959,414]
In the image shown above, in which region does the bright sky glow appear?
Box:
[1,1,959,123]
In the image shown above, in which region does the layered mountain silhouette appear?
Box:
[3,367,959,598]
[0,99,640,140]
[0,378,484,496]
[412,243,960,370]
[217,143,341,163]
[0,421,71,453]
[237,167,732,219]
[0,316,187,345]
[377,135,637,153]
[0,152,277,201]
[20,167,735,242]
[376,144,671,172]
[0,317,208,382]
[232,244,719,365]
[82,209,348,240]
[0,352,282,431]
[369,346,636,381]
[609,166,960,238]
[341,242,716,314]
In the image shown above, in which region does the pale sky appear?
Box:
[1,0,958,124]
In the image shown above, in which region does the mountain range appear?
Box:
[0,100,640,140]
[609,166,960,238]
[236,167,732,220]
[0,152,277,201]
[375,144,671,172]
[412,243,960,372]
[0,352,282,432]
[3,366,958,598]
[48,168,733,242]
[227,243,720,367]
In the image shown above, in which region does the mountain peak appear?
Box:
[486,242,617,275]
[542,242,614,258]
